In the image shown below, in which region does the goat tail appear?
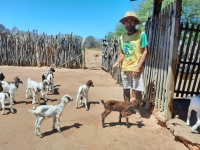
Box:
[28,109,35,114]
[101,100,105,105]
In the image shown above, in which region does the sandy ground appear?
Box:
[0,49,188,150]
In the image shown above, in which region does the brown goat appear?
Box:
[101,99,140,128]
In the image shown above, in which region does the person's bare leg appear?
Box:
[123,89,130,103]
[134,90,143,123]
[119,89,130,118]
[132,89,136,98]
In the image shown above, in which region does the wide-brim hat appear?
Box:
[119,12,141,25]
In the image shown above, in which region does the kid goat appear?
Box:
[75,80,94,111]
[26,78,50,107]
[0,72,5,81]
[186,95,200,133]
[42,68,55,94]
[1,76,23,104]
[0,92,13,114]
[101,98,140,128]
[28,94,73,138]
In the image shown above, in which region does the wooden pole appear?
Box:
[81,38,86,69]
[165,0,182,120]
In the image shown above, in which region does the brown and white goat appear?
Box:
[101,98,140,128]
[1,76,23,104]
[75,80,94,111]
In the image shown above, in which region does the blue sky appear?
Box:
[0,0,142,39]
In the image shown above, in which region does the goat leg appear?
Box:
[36,127,43,138]
[75,94,80,109]
[35,117,38,135]
[32,97,36,110]
[101,112,105,128]
[56,116,61,133]
[119,113,122,124]
[83,97,88,111]
[125,116,130,128]
[9,103,14,114]
[42,93,47,102]
[191,111,200,133]
[38,99,40,107]
[36,117,44,138]
[25,88,30,99]
[102,110,111,128]
[52,117,56,130]
[186,107,192,126]
[1,103,5,115]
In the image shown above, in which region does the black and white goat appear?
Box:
[42,68,55,94]
[0,72,5,81]
[1,76,23,104]
[26,78,50,103]
[186,95,200,133]
[28,94,73,138]
[0,82,3,92]
[0,92,13,114]
[75,80,94,111]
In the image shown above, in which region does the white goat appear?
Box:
[1,76,23,104]
[75,80,94,111]
[186,95,200,133]
[28,94,73,138]
[26,78,50,102]
[0,92,13,114]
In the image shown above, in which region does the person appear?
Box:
[113,12,148,123]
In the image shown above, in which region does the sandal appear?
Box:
[135,116,143,123]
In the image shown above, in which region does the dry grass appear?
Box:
[85,48,102,69]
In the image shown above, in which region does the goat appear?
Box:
[0,92,13,114]
[1,76,23,104]
[42,68,55,94]
[0,82,3,92]
[0,72,5,81]
[186,95,200,133]
[28,94,73,138]
[26,78,50,102]
[31,86,44,110]
[101,98,140,128]
[75,80,94,111]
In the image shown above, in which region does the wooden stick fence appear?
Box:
[0,30,85,69]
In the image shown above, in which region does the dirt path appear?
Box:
[0,65,187,150]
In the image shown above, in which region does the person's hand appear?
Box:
[133,66,141,77]
[113,62,119,70]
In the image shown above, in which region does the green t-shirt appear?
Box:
[120,30,148,71]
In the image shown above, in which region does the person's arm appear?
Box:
[137,47,147,68]
[133,32,148,76]
[133,47,147,76]
[113,50,124,69]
